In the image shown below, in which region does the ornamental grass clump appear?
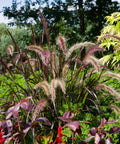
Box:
[0,12,120,143]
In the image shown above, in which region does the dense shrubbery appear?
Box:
[0,12,120,144]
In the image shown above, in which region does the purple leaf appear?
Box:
[109,126,120,134]
[99,118,107,128]
[6,103,20,119]
[88,127,98,136]
[105,120,118,124]
[100,129,107,138]
[2,119,13,133]
[105,137,113,144]
[64,121,81,132]
[23,123,31,134]
[58,116,72,122]
[86,136,95,143]
[35,117,51,126]
[63,110,74,119]
[95,133,100,144]
[20,101,32,111]
[20,96,32,104]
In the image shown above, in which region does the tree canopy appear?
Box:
[3,0,120,44]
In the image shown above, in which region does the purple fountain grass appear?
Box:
[62,64,69,79]
[65,42,95,61]
[26,45,43,54]
[34,81,51,96]
[32,99,47,122]
[51,46,57,78]
[95,83,120,100]
[50,79,66,106]
[101,72,120,81]
[85,46,104,57]
[39,12,50,48]
[7,45,14,56]
[110,104,120,113]
[57,36,66,54]
[83,55,100,72]
[97,34,120,44]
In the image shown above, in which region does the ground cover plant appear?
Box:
[0,12,120,144]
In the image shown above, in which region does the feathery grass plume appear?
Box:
[74,47,84,72]
[97,34,120,44]
[84,46,104,58]
[110,104,119,113]
[101,72,120,81]
[50,79,66,104]
[57,79,66,94]
[34,81,50,96]
[50,79,56,106]
[41,50,51,66]
[13,53,31,65]
[32,99,47,122]
[65,42,95,61]
[39,12,50,47]
[7,45,14,56]
[26,45,43,55]
[95,83,120,100]
[29,59,36,72]
[83,55,100,71]
[51,46,56,78]
[62,64,69,79]
[57,36,66,54]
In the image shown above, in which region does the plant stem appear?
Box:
[72,132,75,144]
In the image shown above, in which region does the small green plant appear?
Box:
[98,12,120,67]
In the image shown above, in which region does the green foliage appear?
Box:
[3,0,120,44]
[98,12,120,67]
[0,12,120,143]
[0,24,32,57]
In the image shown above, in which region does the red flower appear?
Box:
[56,125,64,143]
[0,129,5,144]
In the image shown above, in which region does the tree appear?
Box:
[3,0,120,44]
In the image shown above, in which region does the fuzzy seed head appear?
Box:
[95,83,120,100]
[7,45,14,56]
[34,81,50,96]
[57,36,66,54]
[32,100,47,122]
[65,42,95,61]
